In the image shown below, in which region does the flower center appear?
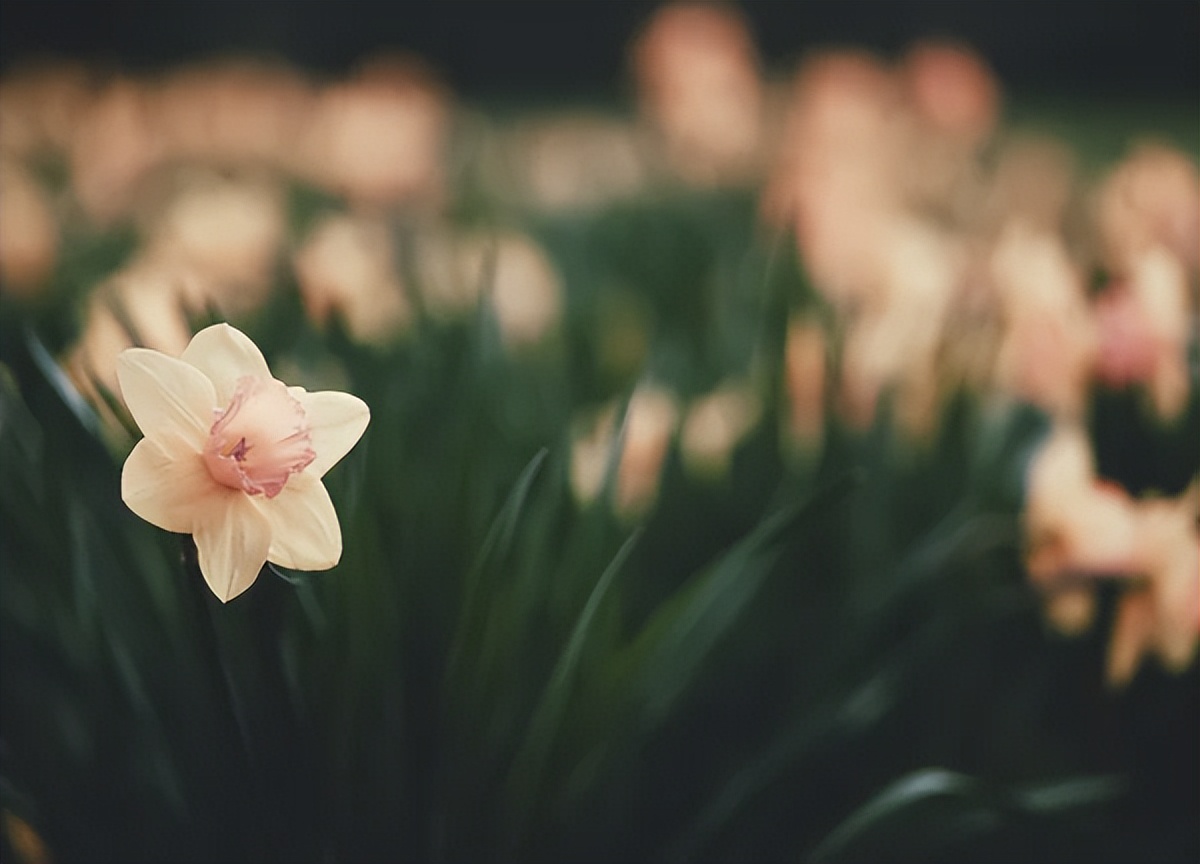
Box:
[203,376,316,498]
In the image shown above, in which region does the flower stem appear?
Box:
[179,536,271,859]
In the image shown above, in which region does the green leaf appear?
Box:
[502,529,641,839]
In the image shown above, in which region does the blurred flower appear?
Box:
[838,216,963,434]
[64,263,200,413]
[900,40,999,146]
[762,50,904,305]
[983,134,1077,233]
[138,170,286,314]
[896,41,999,217]
[0,60,93,157]
[489,112,650,212]
[0,160,59,298]
[681,380,761,480]
[1093,246,1191,421]
[632,1,766,186]
[118,324,370,601]
[615,385,679,518]
[484,232,564,352]
[990,220,1097,419]
[570,385,679,520]
[412,228,563,351]
[1023,423,1139,634]
[1095,142,1200,273]
[293,212,412,346]
[294,55,450,207]
[2,810,52,864]
[1106,482,1200,687]
[1023,426,1200,685]
[153,59,314,168]
[69,76,163,225]
[780,316,827,463]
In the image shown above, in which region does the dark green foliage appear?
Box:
[1,158,1197,864]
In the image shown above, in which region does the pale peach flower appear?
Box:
[762,50,905,305]
[293,212,411,346]
[65,263,200,403]
[139,172,286,314]
[896,41,998,216]
[118,324,369,601]
[1094,246,1191,421]
[0,60,93,157]
[70,76,163,225]
[1094,142,1200,273]
[838,216,963,433]
[632,1,766,186]
[615,386,679,519]
[900,41,999,146]
[294,56,450,207]
[1106,483,1200,688]
[681,380,761,480]
[1023,423,1139,634]
[781,316,827,462]
[0,160,59,298]
[484,233,564,352]
[152,59,314,167]
[491,112,650,212]
[570,386,679,520]
[983,135,1077,233]
[990,220,1097,419]
[412,229,563,351]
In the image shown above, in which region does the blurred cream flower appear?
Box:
[1023,426,1200,686]
[1106,483,1200,688]
[0,60,93,157]
[990,220,1097,419]
[0,160,59,298]
[413,229,563,351]
[294,55,450,207]
[681,380,761,480]
[64,262,201,417]
[153,59,314,168]
[138,171,286,315]
[1093,246,1191,421]
[70,76,163,225]
[900,40,998,146]
[293,212,411,346]
[1095,142,1199,273]
[492,112,650,212]
[632,1,766,187]
[484,233,564,352]
[118,324,370,601]
[781,316,827,463]
[570,386,679,520]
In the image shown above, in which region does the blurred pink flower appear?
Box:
[293,212,412,346]
[294,56,450,207]
[118,324,369,601]
[0,160,59,298]
[632,1,766,186]
[1095,142,1200,273]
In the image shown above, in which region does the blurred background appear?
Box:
[2,1,1198,100]
[0,2,1197,863]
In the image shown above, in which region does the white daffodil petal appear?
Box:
[122,438,219,533]
[260,472,343,570]
[194,492,273,602]
[181,323,273,404]
[117,348,216,449]
[293,389,371,477]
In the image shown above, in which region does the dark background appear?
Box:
[2,0,1198,102]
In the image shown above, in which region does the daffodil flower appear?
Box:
[117,323,370,601]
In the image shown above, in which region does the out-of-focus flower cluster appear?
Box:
[1,2,1195,684]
